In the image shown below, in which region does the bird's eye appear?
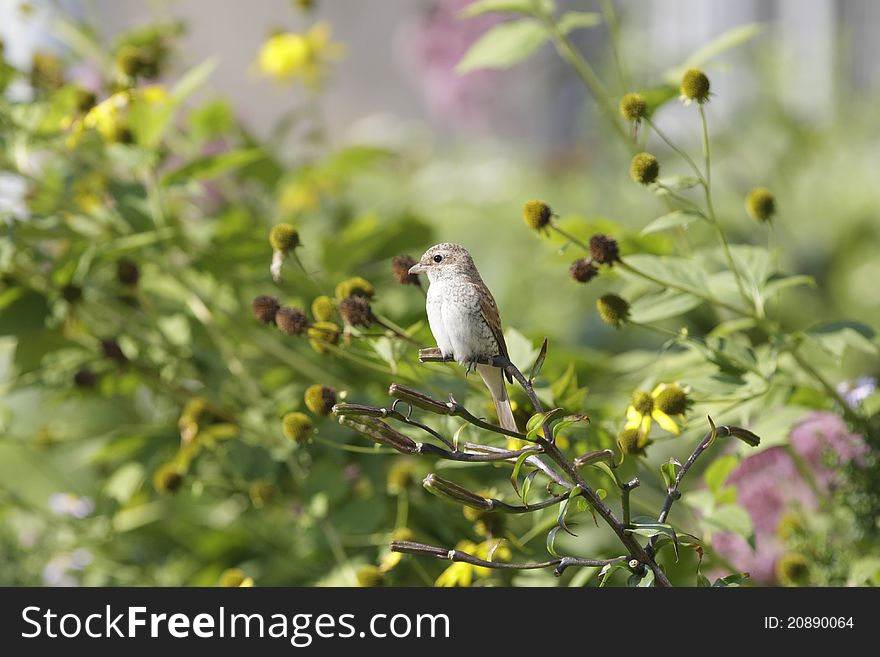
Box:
[433,254,443,263]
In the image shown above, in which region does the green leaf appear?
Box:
[659,458,680,489]
[171,57,218,104]
[162,148,266,185]
[628,290,703,323]
[665,23,766,83]
[521,469,538,505]
[552,414,589,441]
[459,0,552,17]
[703,454,738,496]
[621,253,710,293]
[712,572,749,587]
[557,11,601,34]
[641,209,704,235]
[763,274,816,299]
[525,407,565,440]
[509,449,532,496]
[546,525,562,557]
[556,485,581,536]
[808,322,878,360]
[529,337,548,383]
[456,19,547,73]
[589,460,620,487]
[626,522,679,561]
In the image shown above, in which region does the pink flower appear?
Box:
[398,0,502,125]
[712,412,866,584]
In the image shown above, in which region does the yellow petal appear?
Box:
[652,409,680,435]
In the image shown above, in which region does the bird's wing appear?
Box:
[475,282,513,382]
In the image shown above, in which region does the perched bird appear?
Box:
[408,243,517,432]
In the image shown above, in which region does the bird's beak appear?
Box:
[408,263,426,275]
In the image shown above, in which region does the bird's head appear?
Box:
[408,243,475,283]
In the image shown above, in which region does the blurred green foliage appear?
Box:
[0,1,878,587]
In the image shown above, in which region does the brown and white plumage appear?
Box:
[408,243,517,432]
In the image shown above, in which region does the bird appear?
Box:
[408,243,518,432]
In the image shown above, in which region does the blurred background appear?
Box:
[1,0,878,587]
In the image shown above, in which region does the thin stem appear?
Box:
[600,0,629,91]
[698,105,752,312]
[550,222,591,252]
[646,118,704,181]
[463,443,572,490]
[789,347,865,429]
[531,0,630,147]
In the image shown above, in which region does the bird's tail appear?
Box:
[476,363,518,433]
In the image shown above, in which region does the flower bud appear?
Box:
[596,294,630,327]
[335,276,374,300]
[745,187,776,222]
[337,415,418,454]
[619,92,647,121]
[153,463,183,493]
[730,426,761,447]
[389,541,449,558]
[282,411,313,444]
[569,258,599,283]
[276,306,309,335]
[654,384,691,415]
[311,295,335,321]
[252,295,280,324]
[680,68,711,104]
[522,200,552,232]
[589,234,620,265]
[339,295,374,327]
[269,223,300,252]
[307,321,340,353]
[422,473,493,511]
[392,255,421,286]
[388,383,451,415]
[630,152,659,185]
[304,384,336,416]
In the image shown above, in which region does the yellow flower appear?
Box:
[434,540,511,587]
[624,384,683,439]
[69,85,169,146]
[218,568,254,587]
[256,22,345,89]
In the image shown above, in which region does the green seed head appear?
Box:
[680,68,711,104]
[311,295,335,322]
[776,552,810,587]
[745,187,776,222]
[618,428,647,455]
[356,565,384,587]
[282,411,313,444]
[304,384,337,416]
[153,463,183,493]
[335,276,374,300]
[522,200,553,231]
[631,391,654,415]
[269,223,300,252]
[630,152,659,185]
[307,321,340,353]
[654,384,691,415]
[619,93,647,121]
[596,294,630,327]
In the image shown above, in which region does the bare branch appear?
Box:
[391,540,627,576]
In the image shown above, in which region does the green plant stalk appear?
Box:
[531,0,630,147]
[645,118,704,180]
[600,0,629,91]
[698,105,753,313]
